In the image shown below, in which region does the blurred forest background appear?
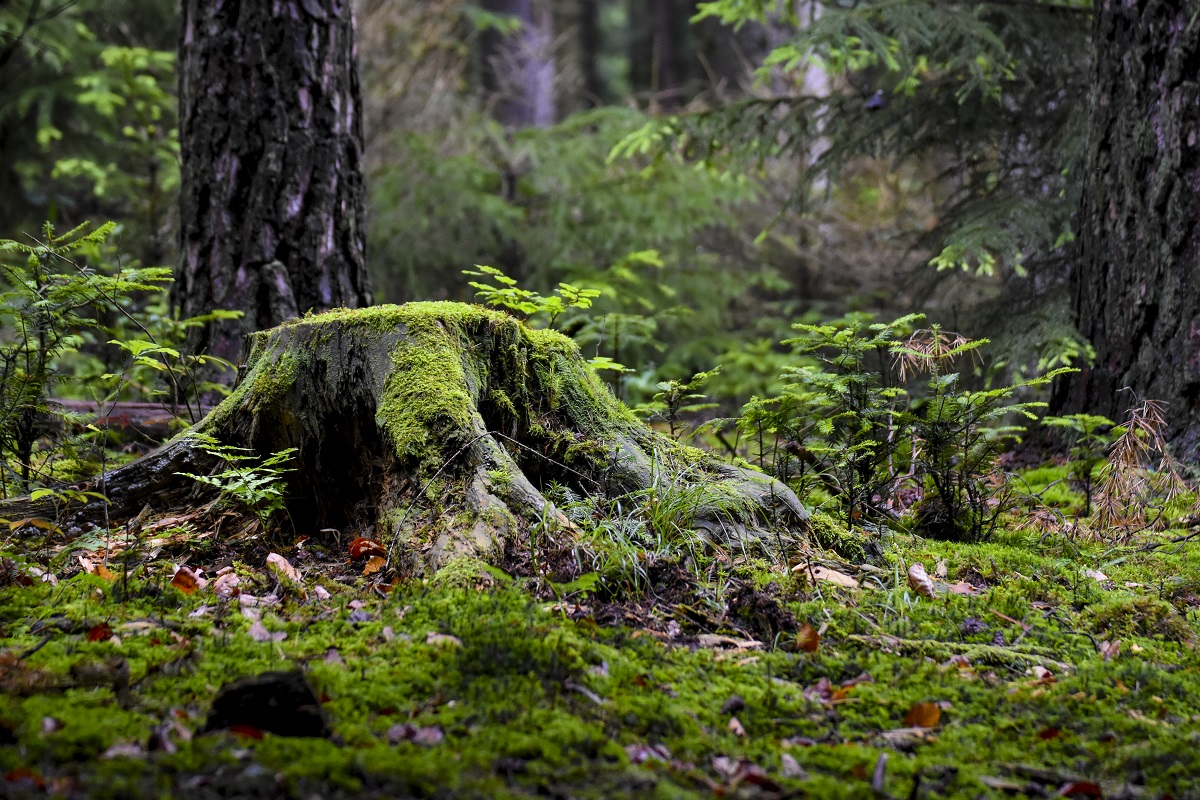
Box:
[0,0,1091,412]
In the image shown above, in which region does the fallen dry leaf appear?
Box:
[1028,665,1057,686]
[1099,640,1121,661]
[425,632,463,648]
[171,566,205,595]
[1059,781,1103,798]
[246,620,286,642]
[1083,569,1108,582]
[903,701,941,728]
[86,623,113,642]
[265,553,302,586]
[796,565,859,589]
[696,634,762,650]
[348,537,387,559]
[947,581,981,596]
[780,752,808,779]
[907,563,935,599]
[796,623,821,653]
[727,716,746,737]
[212,572,240,598]
[362,556,385,576]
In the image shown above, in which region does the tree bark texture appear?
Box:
[1067,0,1200,458]
[176,0,372,364]
[3,305,809,575]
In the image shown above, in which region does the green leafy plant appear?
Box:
[636,368,720,440]
[463,265,600,328]
[895,326,1070,541]
[0,221,172,495]
[1042,412,1117,516]
[777,313,919,531]
[177,434,297,527]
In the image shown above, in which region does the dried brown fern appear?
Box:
[1091,399,1193,541]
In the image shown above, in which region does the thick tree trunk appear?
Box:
[1064,0,1200,459]
[3,305,808,575]
[176,0,372,364]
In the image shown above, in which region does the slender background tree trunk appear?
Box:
[176,0,372,364]
[481,0,556,128]
[1067,0,1200,458]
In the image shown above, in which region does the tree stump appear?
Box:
[2,303,809,573]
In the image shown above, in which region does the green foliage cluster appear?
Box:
[176,433,296,527]
[682,0,1090,282]
[1,0,179,264]
[369,107,793,403]
[730,314,1071,542]
[0,222,238,498]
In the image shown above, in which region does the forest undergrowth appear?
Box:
[2,459,1200,799]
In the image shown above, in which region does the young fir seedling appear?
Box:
[462,265,600,329]
[1041,412,1116,516]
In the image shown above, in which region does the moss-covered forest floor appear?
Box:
[3,467,1200,799]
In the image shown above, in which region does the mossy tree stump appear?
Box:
[4,303,808,574]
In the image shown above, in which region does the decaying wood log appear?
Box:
[1,303,809,574]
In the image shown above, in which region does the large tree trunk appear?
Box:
[176,0,372,364]
[1065,0,1200,458]
[4,305,808,575]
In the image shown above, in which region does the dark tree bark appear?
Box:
[1065,0,1200,458]
[1,305,810,576]
[480,0,556,128]
[176,0,372,364]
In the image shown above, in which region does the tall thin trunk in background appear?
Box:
[628,0,690,110]
[481,0,556,128]
[176,0,372,364]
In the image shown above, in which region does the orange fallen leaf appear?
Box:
[796,623,821,653]
[362,556,386,576]
[903,701,941,728]
[170,566,204,595]
[348,537,387,559]
[93,565,115,582]
[907,563,935,599]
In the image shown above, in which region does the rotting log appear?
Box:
[1,303,809,574]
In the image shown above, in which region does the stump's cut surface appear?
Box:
[5,303,809,574]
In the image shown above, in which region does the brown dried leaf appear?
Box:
[246,620,286,642]
[907,563,935,599]
[348,537,387,559]
[1099,640,1121,661]
[727,716,746,737]
[903,701,941,728]
[362,556,386,576]
[796,623,821,653]
[265,553,302,585]
[800,565,859,589]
